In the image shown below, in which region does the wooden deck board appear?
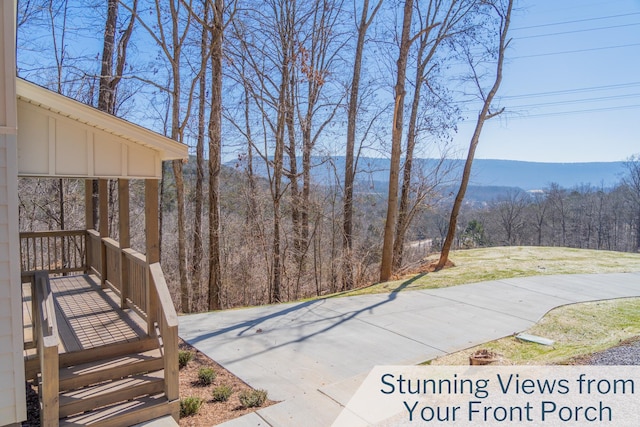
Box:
[23,274,148,355]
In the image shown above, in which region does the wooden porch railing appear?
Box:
[20,230,87,275]
[150,263,179,402]
[103,237,121,293]
[124,248,149,316]
[30,271,60,427]
[87,229,102,275]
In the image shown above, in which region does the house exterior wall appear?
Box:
[17,100,161,179]
[0,1,27,425]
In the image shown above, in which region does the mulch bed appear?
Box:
[178,338,275,426]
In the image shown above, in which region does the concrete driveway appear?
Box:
[179,272,640,426]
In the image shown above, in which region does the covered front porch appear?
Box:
[21,179,179,427]
[16,79,187,426]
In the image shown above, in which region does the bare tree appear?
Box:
[436,0,513,271]
[392,0,479,270]
[494,189,527,245]
[126,0,203,311]
[208,0,226,310]
[547,183,568,246]
[98,0,137,115]
[191,0,210,311]
[230,0,300,302]
[623,154,640,251]
[380,0,416,282]
[530,190,548,246]
[342,0,383,290]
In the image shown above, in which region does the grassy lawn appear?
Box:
[343,246,640,297]
[427,297,640,365]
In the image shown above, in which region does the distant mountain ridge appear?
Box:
[463,159,625,190]
[224,156,626,191]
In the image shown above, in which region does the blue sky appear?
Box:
[16,0,638,164]
[457,0,640,163]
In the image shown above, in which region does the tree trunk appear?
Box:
[191,0,209,312]
[380,0,414,282]
[96,0,136,238]
[436,0,513,270]
[392,43,424,271]
[98,0,117,114]
[168,0,190,312]
[342,0,382,290]
[173,159,189,312]
[208,0,224,310]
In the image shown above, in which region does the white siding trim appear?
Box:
[6,133,25,422]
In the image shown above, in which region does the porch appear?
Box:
[20,180,179,427]
[21,227,179,426]
[12,78,188,426]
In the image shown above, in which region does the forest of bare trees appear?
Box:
[15,0,638,312]
[432,173,640,254]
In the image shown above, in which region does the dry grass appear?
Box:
[427,298,640,366]
[343,246,640,296]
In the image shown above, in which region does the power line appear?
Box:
[507,104,640,119]
[501,82,640,100]
[514,22,640,40]
[511,11,640,31]
[511,42,640,59]
[508,93,640,109]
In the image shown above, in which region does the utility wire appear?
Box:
[507,93,640,110]
[451,83,640,109]
[514,22,640,40]
[510,104,640,118]
[511,11,640,30]
[511,42,640,59]
[501,82,640,100]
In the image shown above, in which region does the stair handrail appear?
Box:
[148,262,179,404]
[32,270,60,427]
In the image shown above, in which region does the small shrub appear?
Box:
[238,389,268,408]
[211,384,233,402]
[178,350,193,369]
[180,396,204,417]
[198,367,216,386]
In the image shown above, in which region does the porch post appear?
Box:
[145,179,159,263]
[145,179,159,334]
[84,180,92,273]
[98,179,108,287]
[118,179,130,309]
[84,180,93,230]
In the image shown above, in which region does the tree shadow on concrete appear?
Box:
[184,273,428,364]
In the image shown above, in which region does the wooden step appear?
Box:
[59,348,163,391]
[59,337,158,368]
[25,338,159,381]
[59,393,179,427]
[59,370,165,418]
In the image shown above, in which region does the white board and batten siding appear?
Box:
[15,78,187,180]
[1,1,27,426]
[17,99,161,178]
